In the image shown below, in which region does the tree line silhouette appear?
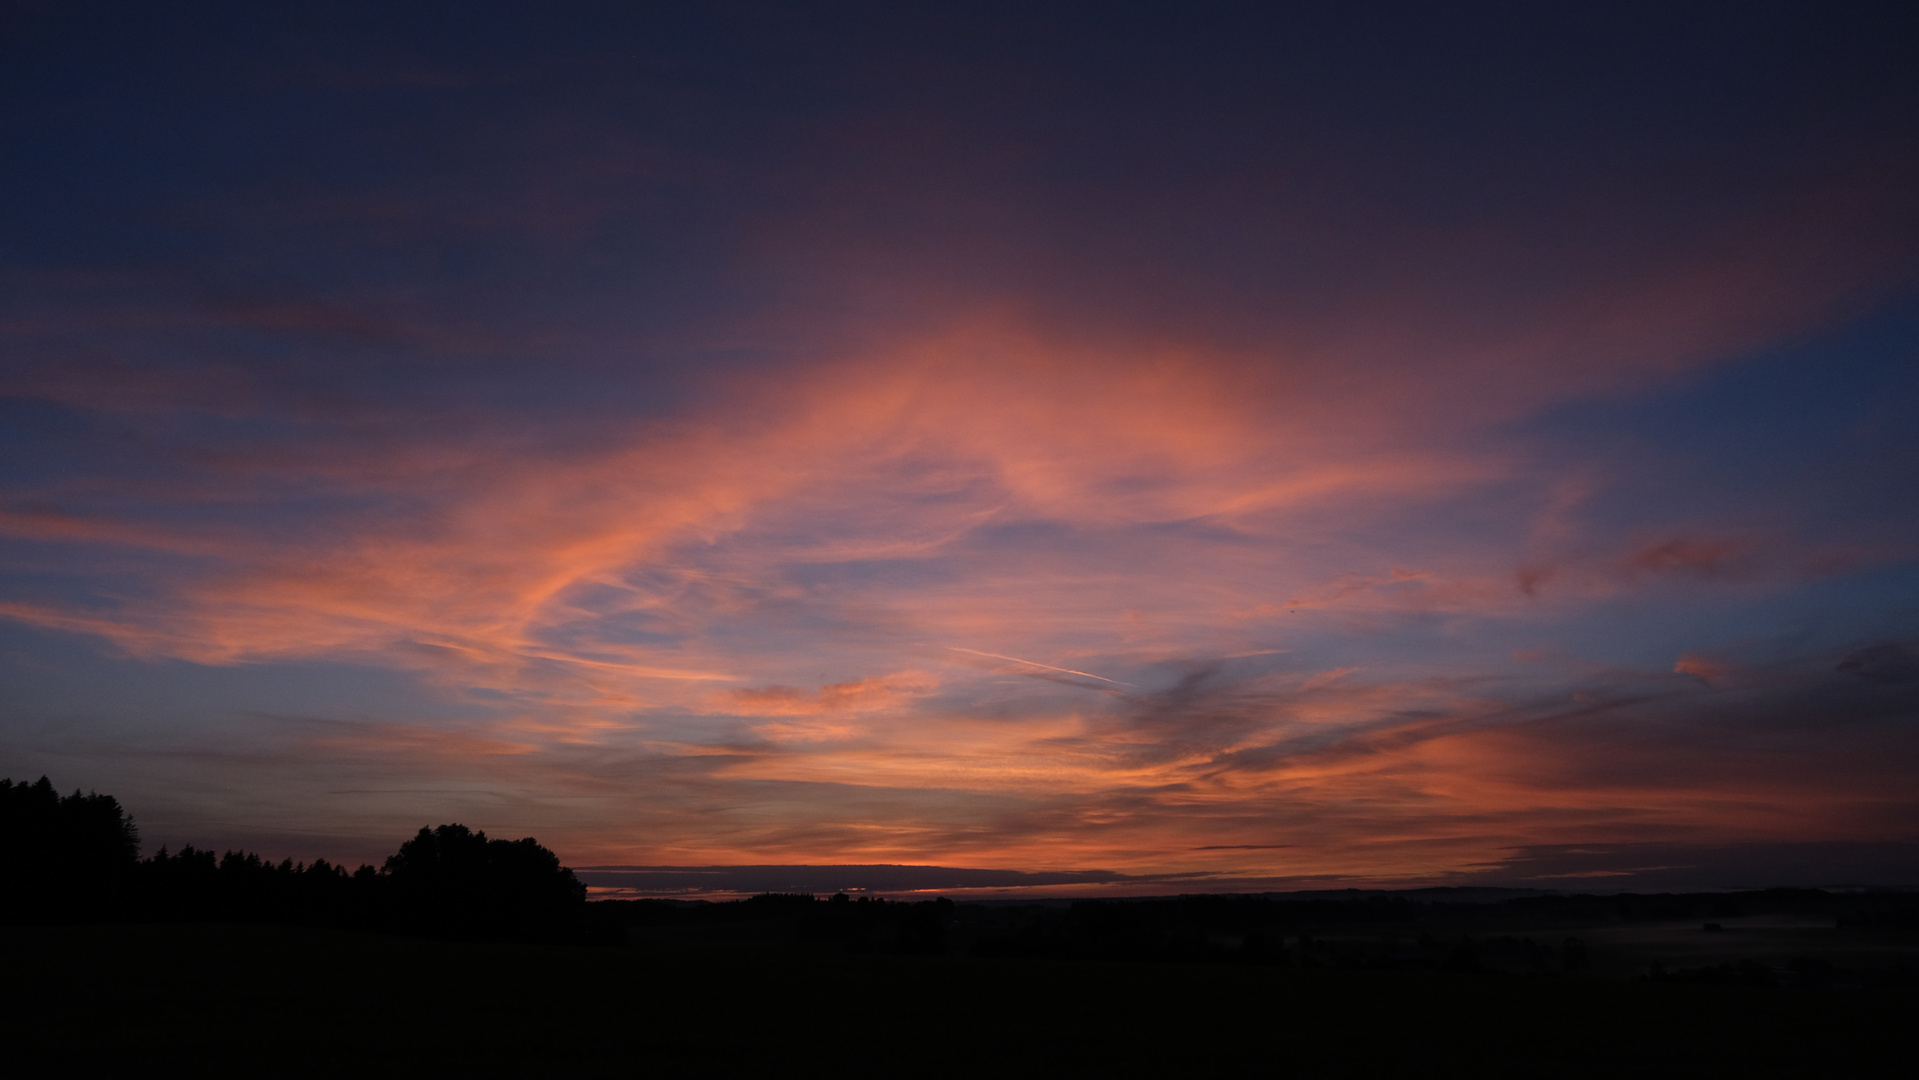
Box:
[2,776,584,940]
[9,773,1918,979]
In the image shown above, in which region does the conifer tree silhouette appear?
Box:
[1,776,140,920]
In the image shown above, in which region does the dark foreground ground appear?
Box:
[3,921,1914,1077]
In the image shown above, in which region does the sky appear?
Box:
[3,1,1918,897]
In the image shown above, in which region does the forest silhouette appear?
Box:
[2,776,584,940]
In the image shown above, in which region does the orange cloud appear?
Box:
[724,671,939,717]
[5,282,1916,878]
[1674,653,1732,684]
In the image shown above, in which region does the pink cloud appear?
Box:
[3,172,1915,880]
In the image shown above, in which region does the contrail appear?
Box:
[944,646,1134,687]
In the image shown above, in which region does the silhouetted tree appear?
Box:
[383,824,585,939]
[1,776,140,921]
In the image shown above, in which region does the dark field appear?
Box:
[3,919,1913,1077]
